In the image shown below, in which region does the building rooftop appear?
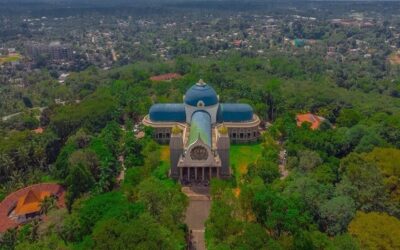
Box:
[184,80,218,107]
[149,103,186,122]
[0,183,65,232]
[217,103,253,122]
[150,73,182,82]
[14,190,50,216]
[296,113,325,130]
[188,111,212,146]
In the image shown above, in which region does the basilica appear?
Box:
[143,80,261,182]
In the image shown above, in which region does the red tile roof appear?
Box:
[296,113,325,130]
[32,127,44,134]
[14,190,50,216]
[150,73,182,82]
[0,183,65,232]
[233,40,242,47]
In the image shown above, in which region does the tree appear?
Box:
[0,228,18,250]
[239,177,265,221]
[40,195,57,215]
[252,188,310,237]
[68,150,100,181]
[319,196,356,235]
[336,153,387,211]
[15,233,68,250]
[336,109,362,127]
[332,234,360,250]
[231,223,271,250]
[91,218,125,250]
[92,213,181,250]
[297,150,323,172]
[348,211,400,250]
[284,176,333,219]
[261,79,282,121]
[354,131,386,153]
[65,164,95,211]
[137,177,187,227]
[246,158,280,184]
[206,200,242,246]
[124,132,143,167]
[363,148,400,203]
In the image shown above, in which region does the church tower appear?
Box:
[169,126,183,179]
[217,126,230,178]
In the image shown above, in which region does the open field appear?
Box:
[0,53,21,65]
[389,52,400,65]
[230,143,263,183]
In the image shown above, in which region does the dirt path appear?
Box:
[116,155,126,183]
[279,149,289,179]
[182,186,211,250]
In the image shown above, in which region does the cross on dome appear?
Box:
[197,79,206,86]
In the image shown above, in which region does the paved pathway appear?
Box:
[182,186,211,250]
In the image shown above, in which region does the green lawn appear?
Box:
[230,143,263,183]
[158,143,263,184]
[153,145,171,180]
[0,54,21,64]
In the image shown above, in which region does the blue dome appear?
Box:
[149,104,186,122]
[217,104,253,122]
[184,81,218,107]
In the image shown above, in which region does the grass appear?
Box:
[160,145,170,162]
[230,143,263,184]
[0,53,21,65]
[40,174,60,183]
[158,143,263,184]
[153,145,171,180]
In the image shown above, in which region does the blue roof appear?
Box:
[217,103,253,122]
[149,104,186,122]
[184,82,218,107]
[188,111,211,146]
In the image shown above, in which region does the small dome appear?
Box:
[217,104,253,122]
[149,104,186,122]
[184,80,218,107]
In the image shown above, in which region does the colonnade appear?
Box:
[179,167,219,181]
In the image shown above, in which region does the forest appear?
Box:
[0,50,399,249]
[0,1,400,248]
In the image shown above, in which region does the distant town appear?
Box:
[1,1,400,250]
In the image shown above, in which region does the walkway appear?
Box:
[182,186,211,250]
[116,155,126,183]
[1,107,47,121]
[279,149,289,179]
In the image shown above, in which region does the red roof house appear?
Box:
[32,127,44,134]
[0,183,65,232]
[150,73,182,82]
[296,113,326,130]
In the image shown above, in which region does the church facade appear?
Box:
[142,80,261,182]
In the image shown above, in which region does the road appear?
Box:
[1,107,47,121]
[182,186,211,250]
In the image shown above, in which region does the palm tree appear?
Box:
[40,195,57,215]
